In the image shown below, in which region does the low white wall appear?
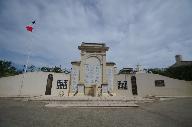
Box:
[51,73,70,97]
[114,74,133,97]
[114,73,192,97]
[0,74,21,97]
[136,73,192,97]
[1,72,192,97]
[0,72,70,97]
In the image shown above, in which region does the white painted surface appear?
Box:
[114,74,133,97]
[114,73,192,97]
[1,72,192,97]
[0,72,70,97]
[51,73,70,97]
[135,73,192,97]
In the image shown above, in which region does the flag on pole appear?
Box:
[25,20,36,32]
[26,25,33,32]
[32,21,36,24]
[24,20,36,73]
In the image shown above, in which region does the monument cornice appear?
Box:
[106,62,116,66]
[71,61,81,65]
[78,42,109,52]
[78,46,109,52]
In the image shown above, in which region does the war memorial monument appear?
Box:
[0,42,192,106]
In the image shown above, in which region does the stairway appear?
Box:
[45,100,139,108]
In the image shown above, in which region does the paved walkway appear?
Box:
[0,98,192,127]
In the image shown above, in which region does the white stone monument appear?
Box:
[70,42,115,96]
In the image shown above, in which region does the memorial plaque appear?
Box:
[71,68,79,92]
[155,80,165,87]
[107,68,113,92]
[102,84,108,93]
[77,84,84,93]
[84,57,101,85]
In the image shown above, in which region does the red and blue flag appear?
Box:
[25,20,36,32]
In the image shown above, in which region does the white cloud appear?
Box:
[0,0,192,69]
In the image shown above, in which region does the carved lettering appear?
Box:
[57,80,68,89]
[118,81,127,90]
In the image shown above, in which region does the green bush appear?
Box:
[149,65,192,81]
[0,60,19,77]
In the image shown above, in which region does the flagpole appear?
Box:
[24,35,32,73]
[20,49,30,95]
[20,21,35,96]
[24,51,30,73]
[24,21,35,73]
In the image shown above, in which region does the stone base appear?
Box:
[76,93,85,96]
[102,93,109,97]
[68,93,74,96]
[45,100,139,107]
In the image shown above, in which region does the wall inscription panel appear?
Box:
[57,80,68,89]
[84,57,101,86]
[107,68,113,92]
[155,80,165,87]
[71,68,79,92]
[118,81,128,90]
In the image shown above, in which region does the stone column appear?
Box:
[79,51,85,84]
[102,54,107,84]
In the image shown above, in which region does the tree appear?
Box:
[52,66,62,73]
[147,68,167,76]
[166,65,192,81]
[41,67,51,72]
[148,65,192,81]
[0,60,19,77]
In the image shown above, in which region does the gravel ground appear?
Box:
[0,98,192,127]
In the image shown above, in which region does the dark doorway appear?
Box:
[45,74,53,95]
[131,76,138,95]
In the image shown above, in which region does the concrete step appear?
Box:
[45,100,139,108]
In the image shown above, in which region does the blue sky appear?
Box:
[0,0,192,69]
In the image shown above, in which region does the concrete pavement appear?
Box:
[0,98,192,127]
